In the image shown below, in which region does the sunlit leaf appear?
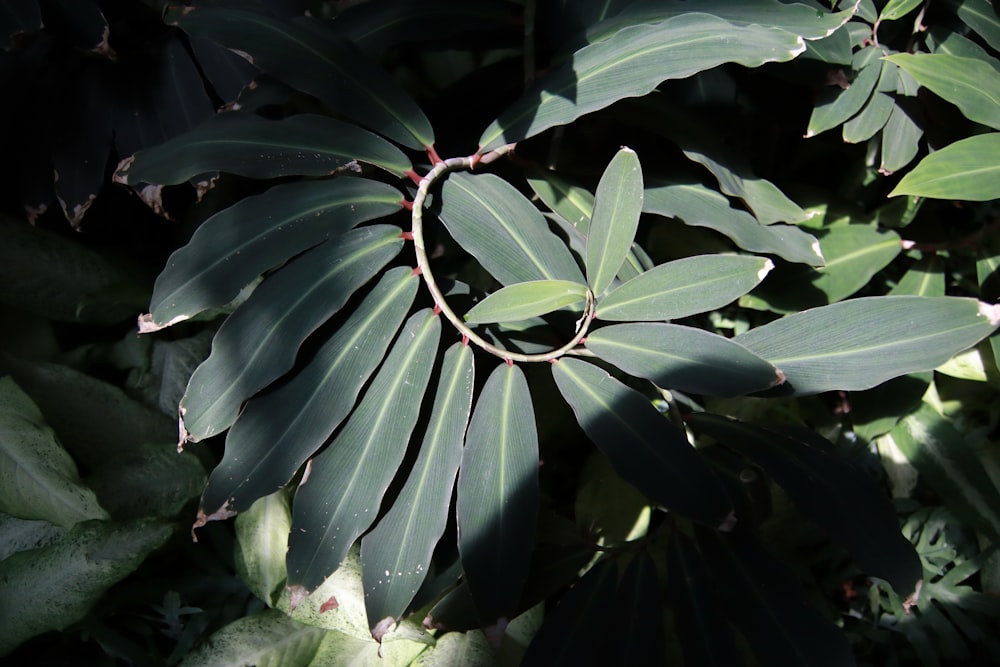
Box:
[439,172,585,285]
[464,280,588,324]
[587,148,643,295]
[198,267,417,517]
[146,178,404,330]
[880,0,923,21]
[180,225,404,442]
[597,254,774,321]
[361,343,475,638]
[276,545,370,639]
[235,490,292,607]
[944,0,1000,52]
[587,323,783,396]
[889,133,1000,201]
[551,357,732,525]
[806,51,882,138]
[457,363,539,627]
[114,113,413,189]
[287,310,441,594]
[479,14,806,150]
[734,296,1000,395]
[177,609,324,667]
[880,100,923,174]
[166,7,434,149]
[843,56,896,143]
[885,53,1000,130]
[890,255,945,296]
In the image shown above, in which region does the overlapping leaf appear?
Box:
[806,47,882,138]
[886,53,1000,130]
[889,133,1000,201]
[198,267,418,517]
[586,148,643,296]
[465,280,588,324]
[180,225,404,443]
[287,309,441,594]
[843,57,897,143]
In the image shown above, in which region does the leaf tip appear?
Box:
[978,301,1000,326]
[371,616,396,642]
[759,259,775,281]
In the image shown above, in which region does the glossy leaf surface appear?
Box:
[806,51,881,138]
[735,296,1000,395]
[587,323,783,396]
[552,357,732,525]
[287,309,441,593]
[889,133,1000,201]
[886,53,1000,130]
[464,280,589,324]
[180,225,404,442]
[457,363,539,627]
[587,148,643,295]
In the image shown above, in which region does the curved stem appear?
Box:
[410,145,595,363]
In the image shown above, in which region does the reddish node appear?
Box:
[400,231,414,241]
[469,152,482,169]
[548,358,558,364]
[411,266,422,276]
[433,303,442,316]
[320,596,339,613]
[400,199,414,211]
[462,334,469,346]
[405,169,423,185]
[425,145,444,165]
[505,358,514,367]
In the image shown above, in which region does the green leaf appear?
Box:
[180,224,404,442]
[890,255,946,296]
[439,172,585,285]
[287,309,441,594]
[0,513,65,562]
[734,296,1000,395]
[525,169,595,232]
[586,323,783,396]
[880,99,923,174]
[479,14,807,150]
[692,414,923,598]
[0,377,108,528]
[361,343,475,639]
[885,53,1000,130]
[177,609,324,667]
[551,357,732,525]
[599,553,665,664]
[0,518,172,656]
[166,7,433,149]
[198,267,417,518]
[276,545,370,638]
[587,148,643,295]
[114,113,412,189]
[145,178,404,330]
[889,133,1000,201]
[597,254,774,321]
[880,0,924,21]
[643,184,824,266]
[806,52,882,138]
[235,489,292,607]
[843,56,897,143]
[887,403,1000,542]
[945,0,1000,52]
[464,280,589,325]
[457,363,539,627]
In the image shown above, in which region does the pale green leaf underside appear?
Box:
[735,296,1000,395]
[597,254,774,321]
[465,280,589,324]
[234,490,292,607]
[587,147,644,295]
[479,13,806,150]
[889,133,1000,200]
[177,609,324,667]
[885,53,1000,130]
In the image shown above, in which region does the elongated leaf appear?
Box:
[235,490,292,607]
[180,225,403,442]
[439,172,585,285]
[843,57,897,143]
[881,0,924,20]
[890,255,945,296]
[643,184,824,266]
[945,0,1000,52]
[889,133,1000,201]
[587,148,643,295]
[806,51,882,137]
[479,14,806,150]
[520,559,618,666]
[880,99,923,174]
[0,518,172,656]
[166,7,433,149]
[692,414,923,597]
[287,310,441,594]
[361,343,475,639]
[551,357,732,525]
[114,113,412,188]
[465,280,588,324]
[734,296,1000,395]
[597,254,774,321]
[178,609,324,667]
[0,377,108,528]
[198,267,417,518]
[599,553,665,665]
[145,178,404,330]
[694,527,855,667]
[587,323,782,396]
[457,363,539,627]
[886,53,1000,130]
[887,403,1000,542]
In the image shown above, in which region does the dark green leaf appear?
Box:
[439,172,585,285]
[691,413,923,598]
[880,99,923,174]
[188,36,257,104]
[843,56,896,143]
[167,7,433,149]
[198,266,417,517]
[587,148,643,295]
[945,0,1000,52]
[47,0,113,57]
[735,296,1000,395]
[115,113,412,189]
[881,0,924,21]
[599,553,665,665]
[889,133,1000,201]
[457,363,539,627]
[145,178,404,330]
[464,280,589,324]
[361,343,475,638]
[179,225,404,442]
[287,310,441,594]
[597,254,774,321]
[806,51,882,138]
[587,323,783,396]
[890,255,945,296]
[479,14,807,150]
[886,53,1000,130]
[551,357,732,525]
